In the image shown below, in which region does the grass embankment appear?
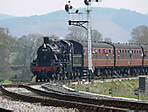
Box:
[0,79,31,84]
[68,78,148,100]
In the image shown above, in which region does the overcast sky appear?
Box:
[0,0,148,16]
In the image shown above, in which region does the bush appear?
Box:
[0,80,12,84]
[0,79,4,82]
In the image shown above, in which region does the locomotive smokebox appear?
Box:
[44,37,49,44]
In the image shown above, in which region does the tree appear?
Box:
[0,28,15,77]
[12,34,43,78]
[104,37,112,42]
[65,26,103,41]
[130,25,148,43]
[91,29,103,41]
[66,26,87,40]
[49,35,59,39]
[12,34,59,78]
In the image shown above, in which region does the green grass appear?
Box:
[0,80,12,84]
[0,79,31,84]
[68,78,148,100]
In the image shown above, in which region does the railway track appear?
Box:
[0,83,129,112]
[41,82,148,111]
[0,108,13,112]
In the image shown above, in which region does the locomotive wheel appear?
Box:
[53,73,57,81]
[124,69,127,76]
[43,78,46,82]
[32,76,37,82]
[57,74,60,80]
[55,73,58,80]
[146,68,148,75]
[36,76,39,82]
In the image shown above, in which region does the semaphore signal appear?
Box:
[65,1,79,14]
[65,0,102,76]
[65,4,69,13]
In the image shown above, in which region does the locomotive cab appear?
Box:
[68,40,84,78]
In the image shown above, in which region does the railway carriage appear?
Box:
[82,41,148,78]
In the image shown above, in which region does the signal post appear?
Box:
[65,0,102,77]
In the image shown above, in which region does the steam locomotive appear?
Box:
[30,37,83,82]
[30,37,148,82]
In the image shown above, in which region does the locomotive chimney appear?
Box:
[44,37,49,44]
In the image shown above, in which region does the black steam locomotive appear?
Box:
[30,37,83,82]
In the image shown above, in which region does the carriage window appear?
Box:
[109,49,111,53]
[124,50,127,59]
[96,49,98,58]
[126,51,128,59]
[98,49,100,58]
[84,49,87,57]
[145,51,147,59]
[136,50,138,58]
[132,50,134,58]
[139,51,141,57]
[83,49,85,56]
[138,50,140,58]
[107,49,110,59]
[135,50,137,58]
[122,50,124,53]
[122,50,124,59]
[93,49,97,59]
[105,49,107,59]
[120,50,122,59]
[128,50,130,58]
[100,49,102,59]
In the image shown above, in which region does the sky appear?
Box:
[0,0,148,16]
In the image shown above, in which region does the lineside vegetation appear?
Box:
[68,78,148,100]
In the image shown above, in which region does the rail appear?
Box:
[0,108,13,112]
[0,85,128,112]
[41,83,148,111]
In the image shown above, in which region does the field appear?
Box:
[68,78,148,100]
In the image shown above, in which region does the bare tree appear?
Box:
[66,26,87,40]
[66,26,102,41]
[130,25,148,43]
[104,37,112,42]
[91,29,103,41]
